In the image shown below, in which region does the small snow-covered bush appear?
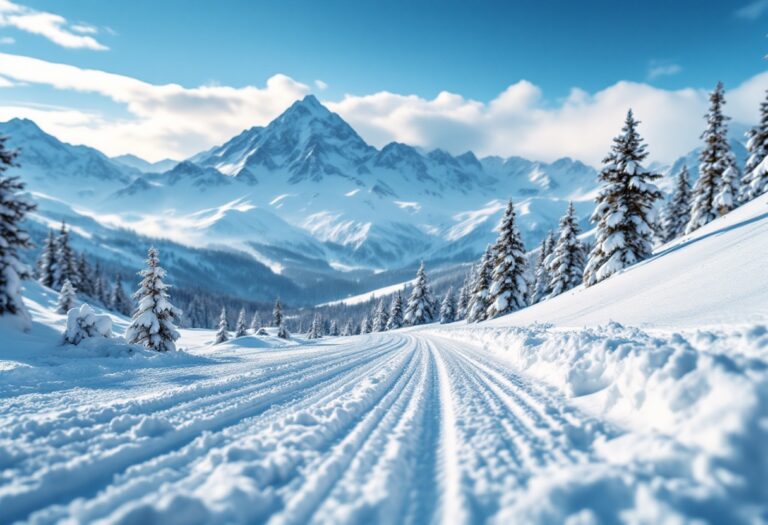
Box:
[63,303,112,345]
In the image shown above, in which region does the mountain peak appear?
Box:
[281,94,331,120]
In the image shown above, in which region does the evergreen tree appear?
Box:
[385,292,404,330]
[530,231,555,304]
[249,311,261,333]
[57,278,76,314]
[661,165,692,242]
[687,82,734,232]
[547,202,585,298]
[53,222,78,289]
[235,307,248,337]
[486,200,529,319]
[742,89,768,201]
[371,299,389,332]
[359,315,372,334]
[714,157,741,216]
[455,275,471,320]
[110,273,132,315]
[404,262,436,325]
[186,294,207,328]
[467,246,493,323]
[329,319,339,336]
[37,230,56,288]
[307,314,323,339]
[273,298,283,327]
[126,247,182,352]
[214,306,229,344]
[341,320,353,336]
[0,138,35,324]
[584,110,662,286]
[439,287,456,324]
[76,253,95,298]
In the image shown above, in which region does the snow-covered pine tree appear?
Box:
[76,253,95,298]
[57,278,76,314]
[214,307,229,344]
[0,139,35,324]
[467,246,493,323]
[455,275,471,320]
[249,311,261,333]
[583,110,662,286]
[371,299,389,332]
[385,292,404,330]
[53,222,78,289]
[235,307,248,337]
[530,231,555,304]
[439,287,456,324]
[307,314,323,339]
[404,262,436,326]
[37,230,56,288]
[273,298,283,327]
[547,202,585,298]
[486,200,529,319]
[359,315,372,334]
[661,165,692,242]
[63,303,112,345]
[714,156,741,217]
[125,247,182,352]
[687,82,734,233]
[742,89,768,201]
[110,273,132,315]
[329,319,339,336]
[341,320,353,336]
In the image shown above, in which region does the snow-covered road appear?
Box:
[0,331,612,525]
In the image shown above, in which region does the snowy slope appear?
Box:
[479,191,768,329]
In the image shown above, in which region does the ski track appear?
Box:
[0,332,613,525]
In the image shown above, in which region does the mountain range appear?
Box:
[0,95,748,304]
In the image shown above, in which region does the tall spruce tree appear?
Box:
[53,222,78,289]
[359,315,372,334]
[385,292,404,330]
[341,320,353,336]
[307,314,323,339]
[714,156,741,217]
[214,307,229,344]
[329,319,339,336]
[584,110,662,286]
[37,230,56,288]
[110,273,132,315]
[742,89,768,201]
[439,287,456,324]
[57,278,76,314]
[687,82,734,232]
[126,247,182,352]
[404,262,436,325]
[547,202,585,298]
[661,165,692,242]
[249,311,261,333]
[371,299,389,332]
[455,274,471,320]
[0,138,35,324]
[486,200,529,319]
[76,253,95,298]
[273,299,283,327]
[467,246,493,323]
[235,307,248,337]
[531,231,555,304]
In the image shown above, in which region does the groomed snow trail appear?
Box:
[0,332,610,525]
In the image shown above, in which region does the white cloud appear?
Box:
[0,1,107,50]
[314,79,328,90]
[735,0,768,19]
[0,51,764,165]
[0,35,14,44]
[648,62,682,79]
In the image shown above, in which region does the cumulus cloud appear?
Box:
[0,51,764,165]
[0,0,107,50]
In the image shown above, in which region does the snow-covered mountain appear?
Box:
[111,154,178,174]
[0,96,738,303]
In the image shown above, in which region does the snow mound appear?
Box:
[63,303,113,345]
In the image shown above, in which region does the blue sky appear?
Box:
[0,0,766,163]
